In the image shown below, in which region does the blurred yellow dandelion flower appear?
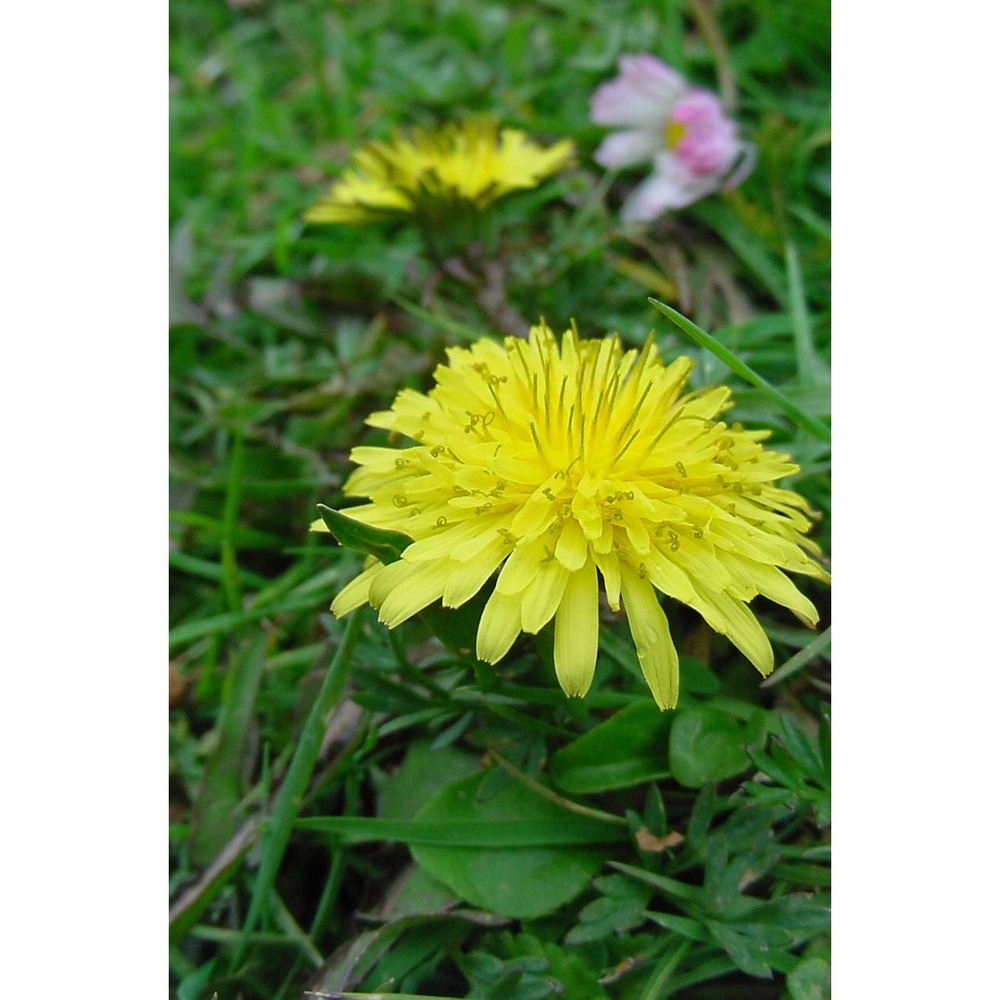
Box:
[317,322,828,709]
[304,119,575,225]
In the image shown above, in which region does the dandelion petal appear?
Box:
[477,588,524,664]
[554,561,599,698]
[520,560,570,634]
[621,564,680,710]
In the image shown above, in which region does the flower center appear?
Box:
[664,120,686,150]
[663,94,736,176]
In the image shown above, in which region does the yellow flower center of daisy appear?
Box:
[665,120,686,150]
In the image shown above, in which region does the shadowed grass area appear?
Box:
[170,1,830,997]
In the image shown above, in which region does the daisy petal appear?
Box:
[621,156,721,222]
[594,128,663,170]
[590,54,685,128]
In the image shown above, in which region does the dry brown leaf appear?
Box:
[635,826,685,852]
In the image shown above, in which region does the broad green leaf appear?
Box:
[679,655,721,696]
[377,740,481,821]
[409,769,613,919]
[550,701,672,794]
[668,705,755,788]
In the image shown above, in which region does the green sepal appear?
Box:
[317,503,488,659]
[316,503,411,564]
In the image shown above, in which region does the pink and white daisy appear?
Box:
[591,54,754,222]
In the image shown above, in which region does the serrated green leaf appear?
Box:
[608,862,706,905]
[706,921,774,979]
[746,743,804,791]
[787,956,832,1000]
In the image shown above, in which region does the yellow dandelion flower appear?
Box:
[317,322,829,709]
[304,119,575,225]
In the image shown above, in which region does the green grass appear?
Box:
[170,1,830,997]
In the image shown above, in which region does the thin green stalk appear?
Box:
[309,994,481,1000]
[230,610,363,970]
[487,750,627,826]
[169,550,269,590]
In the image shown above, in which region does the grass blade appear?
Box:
[189,632,267,866]
[648,298,831,443]
[169,821,257,945]
[295,816,629,846]
[640,940,692,1000]
[760,626,832,689]
[785,239,829,387]
[231,610,363,969]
